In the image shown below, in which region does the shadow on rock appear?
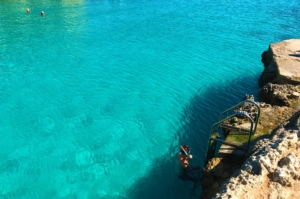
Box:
[289,53,300,57]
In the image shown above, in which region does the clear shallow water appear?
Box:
[0,0,299,198]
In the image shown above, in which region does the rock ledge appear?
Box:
[215,114,300,199]
[259,39,300,87]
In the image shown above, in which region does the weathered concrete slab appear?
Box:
[260,39,300,86]
[271,39,300,83]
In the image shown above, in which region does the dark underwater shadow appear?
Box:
[123,75,260,199]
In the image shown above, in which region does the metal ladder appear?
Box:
[204,100,260,164]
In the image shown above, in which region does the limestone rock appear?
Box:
[290,92,300,99]
[259,39,300,87]
[202,40,300,199]
[258,83,298,106]
[201,158,224,198]
[204,157,224,177]
[215,116,300,199]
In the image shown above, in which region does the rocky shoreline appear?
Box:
[200,39,300,199]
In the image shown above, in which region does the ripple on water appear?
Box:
[0,0,300,198]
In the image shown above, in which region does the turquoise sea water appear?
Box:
[0,0,299,198]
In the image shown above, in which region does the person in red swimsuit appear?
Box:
[177,145,201,182]
[178,145,193,170]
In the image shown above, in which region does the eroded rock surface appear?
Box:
[200,102,297,199]
[201,158,241,199]
[200,39,300,199]
[259,39,300,87]
[215,113,300,199]
[258,83,300,107]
